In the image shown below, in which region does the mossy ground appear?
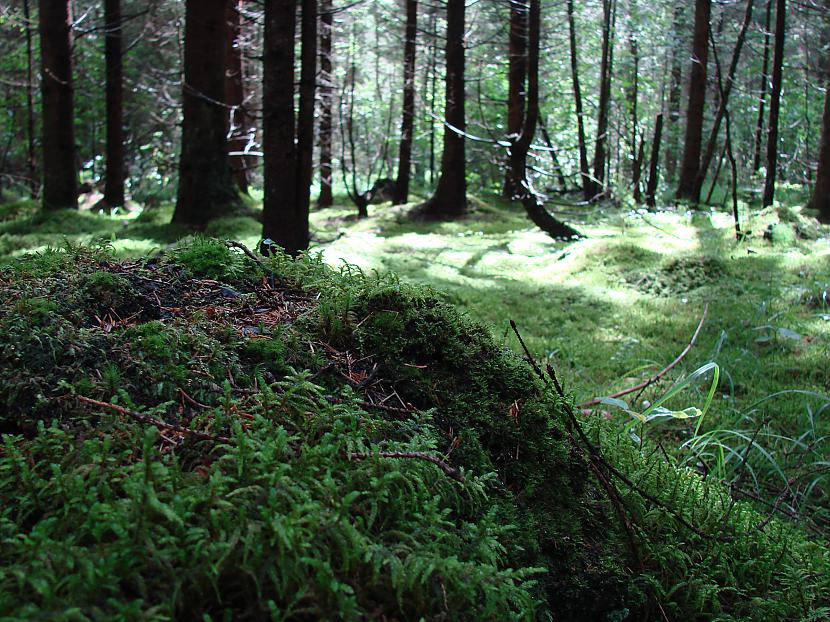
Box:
[1,193,829,619]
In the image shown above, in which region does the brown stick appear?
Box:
[75,395,231,443]
[578,305,708,408]
[350,450,464,483]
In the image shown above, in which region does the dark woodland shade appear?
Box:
[809,32,830,223]
[317,0,334,207]
[676,0,711,202]
[103,0,125,209]
[393,0,417,205]
[502,0,527,200]
[262,0,316,256]
[421,0,466,217]
[587,0,615,200]
[39,0,78,210]
[762,0,786,208]
[567,0,591,200]
[226,0,250,195]
[174,0,240,226]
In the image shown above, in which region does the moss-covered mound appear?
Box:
[0,240,827,621]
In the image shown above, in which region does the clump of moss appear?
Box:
[172,236,246,282]
[628,255,727,296]
[77,270,148,320]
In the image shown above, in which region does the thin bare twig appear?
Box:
[349,451,465,482]
[75,395,231,444]
[579,304,709,408]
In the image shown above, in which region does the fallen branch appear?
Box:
[75,395,231,444]
[349,450,464,483]
[578,304,709,408]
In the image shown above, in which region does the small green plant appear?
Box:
[172,236,245,281]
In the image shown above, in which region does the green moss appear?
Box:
[172,236,245,282]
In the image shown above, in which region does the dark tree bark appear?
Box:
[762,0,786,208]
[676,0,711,202]
[588,0,617,200]
[318,0,334,207]
[566,0,590,200]
[752,0,774,172]
[174,0,240,226]
[664,4,684,183]
[502,0,528,199]
[645,112,664,208]
[692,0,755,202]
[103,0,125,209]
[808,71,830,224]
[420,0,466,218]
[38,0,77,210]
[23,0,37,198]
[296,0,317,229]
[262,0,315,255]
[394,0,418,204]
[626,1,642,202]
[513,0,580,239]
[263,0,298,251]
[225,0,250,194]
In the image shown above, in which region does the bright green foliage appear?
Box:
[0,243,829,620]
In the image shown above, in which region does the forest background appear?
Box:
[1,0,830,619]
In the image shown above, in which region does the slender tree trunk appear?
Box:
[38,0,78,210]
[225,0,250,194]
[295,0,317,233]
[664,4,684,183]
[692,0,755,202]
[502,0,528,199]
[318,0,334,206]
[676,0,711,202]
[566,0,590,199]
[538,114,568,192]
[589,0,616,200]
[174,0,240,226]
[103,0,125,209]
[645,112,664,208]
[626,1,641,202]
[420,0,466,218]
[262,0,314,255]
[762,0,786,208]
[512,0,581,239]
[753,0,774,172]
[394,0,418,204]
[23,0,37,198]
[808,74,830,223]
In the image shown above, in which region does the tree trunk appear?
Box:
[513,0,581,239]
[296,0,317,233]
[808,74,830,223]
[502,0,528,199]
[23,0,37,198]
[752,0,774,172]
[626,1,641,202]
[103,0,125,209]
[664,4,684,183]
[318,0,334,207]
[566,0,590,200]
[394,0,417,204]
[676,0,711,202]
[420,0,466,218]
[692,0,755,202]
[762,0,786,208]
[174,0,240,226]
[645,112,664,208]
[588,0,616,200]
[38,0,78,210]
[263,0,299,252]
[225,0,250,194]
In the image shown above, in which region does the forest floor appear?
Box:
[2,190,830,529]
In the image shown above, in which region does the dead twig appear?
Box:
[578,304,709,408]
[75,395,231,444]
[349,450,465,483]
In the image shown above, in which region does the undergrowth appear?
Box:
[1,241,828,620]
